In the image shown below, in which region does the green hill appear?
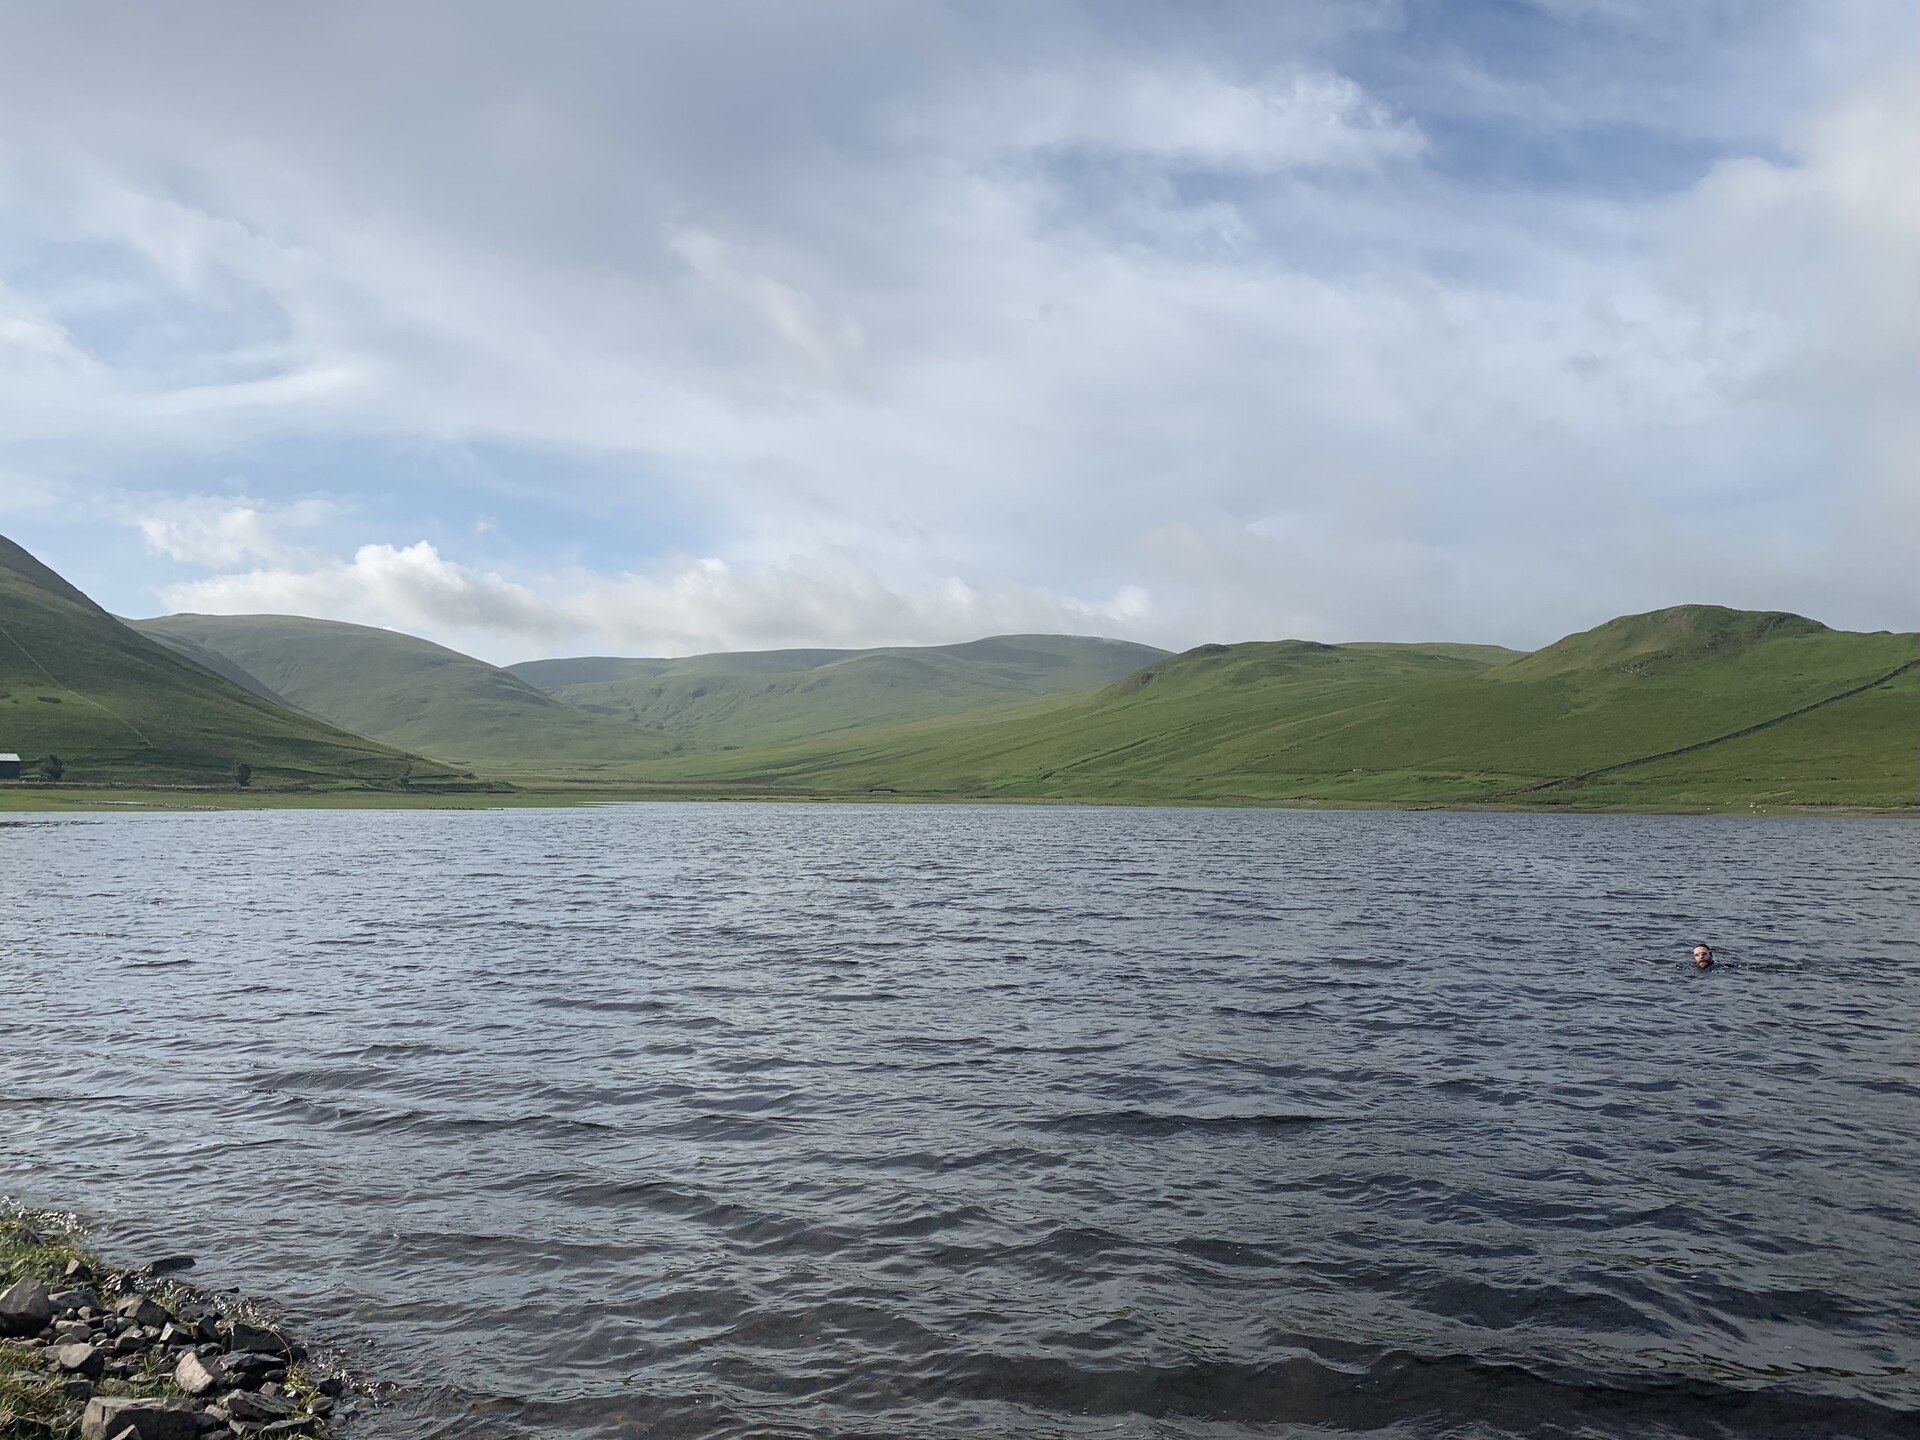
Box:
[133,614,679,771]
[635,607,1919,809]
[0,534,454,788]
[509,635,1172,751]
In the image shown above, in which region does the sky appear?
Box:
[0,0,1914,664]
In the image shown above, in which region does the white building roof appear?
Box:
[0,753,20,763]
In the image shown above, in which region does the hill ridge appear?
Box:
[1,534,457,787]
[133,613,680,769]
[637,604,1917,809]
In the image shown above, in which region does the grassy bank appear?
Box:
[0,1206,337,1438]
[3,782,1913,817]
[0,1210,180,1437]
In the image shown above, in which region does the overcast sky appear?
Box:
[0,1,1913,662]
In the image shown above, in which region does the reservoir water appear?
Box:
[2,804,1916,1439]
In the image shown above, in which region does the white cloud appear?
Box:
[670,228,866,376]
[157,541,1156,662]
[919,63,1426,172]
[135,497,333,568]
[0,1,1913,656]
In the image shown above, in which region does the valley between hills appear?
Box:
[3,532,1914,813]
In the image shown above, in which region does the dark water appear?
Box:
[2,805,1916,1439]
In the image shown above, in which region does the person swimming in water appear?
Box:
[1691,943,1715,970]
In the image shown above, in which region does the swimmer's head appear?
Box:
[1691,943,1714,969]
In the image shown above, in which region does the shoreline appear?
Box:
[2,784,1915,819]
[0,1208,345,1439]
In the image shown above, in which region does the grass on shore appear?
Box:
[1,1207,336,1439]
[0,1209,176,1439]
[2,781,1911,818]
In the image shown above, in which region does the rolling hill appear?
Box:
[0,534,457,788]
[133,614,680,771]
[636,607,1919,809]
[508,635,1172,751]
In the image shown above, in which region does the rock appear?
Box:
[0,1276,56,1336]
[176,1348,227,1397]
[80,1396,201,1440]
[111,1330,147,1355]
[115,1295,171,1329]
[194,1313,223,1343]
[159,1321,198,1347]
[225,1388,296,1422]
[61,1377,96,1402]
[226,1320,287,1355]
[49,1341,107,1377]
[256,1422,321,1437]
[53,1285,103,1311]
[139,1255,196,1279]
[225,1350,280,1380]
[54,1319,94,1342]
[64,1256,96,1281]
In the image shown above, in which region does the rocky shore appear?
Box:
[0,1210,344,1440]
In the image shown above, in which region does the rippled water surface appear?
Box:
[3,805,1917,1439]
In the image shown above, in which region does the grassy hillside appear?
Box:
[134,614,679,770]
[635,608,1918,809]
[510,634,1171,751]
[0,535,457,788]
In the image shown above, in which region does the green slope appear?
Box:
[0,535,453,788]
[509,634,1172,751]
[134,614,679,770]
[637,607,1918,808]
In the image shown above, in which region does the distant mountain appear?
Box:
[509,634,1172,751]
[0,534,452,788]
[639,607,1920,809]
[133,614,679,770]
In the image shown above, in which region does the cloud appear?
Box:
[134,497,334,568]
[0,0,1912,658]
[919,62,1426,172]
[670,228,866,376]
[158,540,1154,662]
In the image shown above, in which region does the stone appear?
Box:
[115,1295,172,1329]
[80,1396,201,1440]
[159,1321,198,1347]
[225,1389,296,1422]
[49,1341,107,1377]
[0,1276,56,1336]
[256,1422,320,1437]
[54,1319,94,1342]
[111,1330,148,1355]
[225,1350,279,1378]
[52,1286,102,1311]
[139,1256,197,1279]
[176,1348,227,1397]
[225,1320,287,1355]
[61,1377,96,1402]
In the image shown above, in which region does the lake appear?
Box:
[2,804,1916,1439]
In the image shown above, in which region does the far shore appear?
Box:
[2,783,1913,819]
